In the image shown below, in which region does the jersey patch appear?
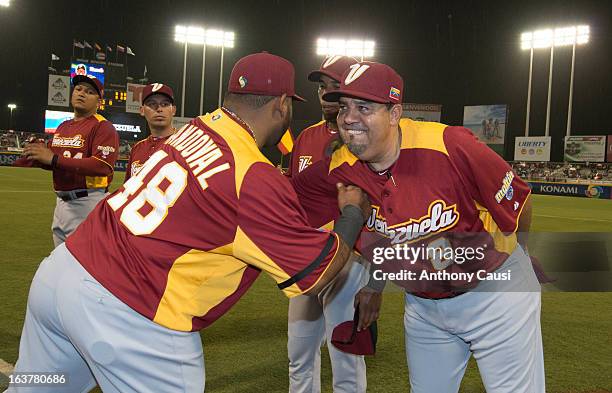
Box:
[52,135,85,148]
[495,171,515,203]
[366,200,460,244]
[298,156,313,173]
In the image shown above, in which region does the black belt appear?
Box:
[58,190,89,201]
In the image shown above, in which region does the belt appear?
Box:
[411,291,466,300]
[56,189,103,202]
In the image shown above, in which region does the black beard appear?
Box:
[346,142,367,156]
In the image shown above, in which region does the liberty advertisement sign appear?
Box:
[514,137,551,161]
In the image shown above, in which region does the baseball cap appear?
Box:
[141,83,175,104]
[227,52,305,102]
[330,308,378,356]
[72,74,104,98]
[323,61,403,104]
[308,55,358,82]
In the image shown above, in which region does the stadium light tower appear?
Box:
[316,38,375,62]
[175,25,206,117]
[7,103,16,130]
[521,25,590,137]
[204,29,234,108]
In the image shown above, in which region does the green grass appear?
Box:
[0,166,611,392]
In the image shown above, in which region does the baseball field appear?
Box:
[0,166,610,393]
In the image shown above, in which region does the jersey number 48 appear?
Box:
[107,150,187,235]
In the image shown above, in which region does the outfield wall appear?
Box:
[3,152,612,199]
[527,181,612,199]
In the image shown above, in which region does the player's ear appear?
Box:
[139,105,145,117]
[277,93,290,118]
[389,103,402,126]
[171,104,176,116]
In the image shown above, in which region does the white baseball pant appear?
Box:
[404,245,545,393]
[288,256,369,393]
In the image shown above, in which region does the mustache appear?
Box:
[340,126,368,132]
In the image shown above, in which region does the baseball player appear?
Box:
[125,83,177,182]
[291,62,545,393]
[8,52,371,393]
[286,56,356,177]
[287,55,370,393]
[17,74,119,246]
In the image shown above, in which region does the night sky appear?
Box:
[1,0,611,160]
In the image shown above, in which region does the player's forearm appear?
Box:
[305,239,352,296]
[55,155,113,177]
[305,205,365,295]
[516,196,532,248]
[13,157,52,170]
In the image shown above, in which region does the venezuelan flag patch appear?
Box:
[389,87,401,101]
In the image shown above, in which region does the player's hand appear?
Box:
[354,286,382,331]
[23,143,54,165]
[336,183,370,220]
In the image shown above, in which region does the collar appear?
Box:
[221,107,257,145]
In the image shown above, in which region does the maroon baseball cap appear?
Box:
[308,55,358,82]
[228,52,306,102]
[72,74,104,98]
[323,61,403,104]
[330,309,378,356]
[141,83,175,104]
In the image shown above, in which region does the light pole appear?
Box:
[175,25,206,117]
[316,38,375,62]
[521,25,590,137]
[205,30,234,108]
[7,103,16,130]
[565,25,589,136]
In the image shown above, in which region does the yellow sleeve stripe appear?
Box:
[93,155,114,172]
[474,201,517,255]
[513,190,531,233]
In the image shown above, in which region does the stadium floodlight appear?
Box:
[174,25,206,45]
[316,38,375,61]
[175,25,206,117]
[520,25,590,137]
[7,104,16,130]
[521,25,589,50]
[204,29,235,107]
[205,29,234,48]
[0,0,10,7]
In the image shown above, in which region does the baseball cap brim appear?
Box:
[142,92,174,104]
[72,75,102,97]
[308,70,338,82]
[323,88,390,104]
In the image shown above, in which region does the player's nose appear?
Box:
[342,107,360,124]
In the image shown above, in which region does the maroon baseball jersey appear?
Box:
[66,108,343,332]
[287,120,340,177]
[125,133,174,182]
[50,114,119,191]
[292,118,531,298]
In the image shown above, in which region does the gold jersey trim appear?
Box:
[199,109,271,197]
